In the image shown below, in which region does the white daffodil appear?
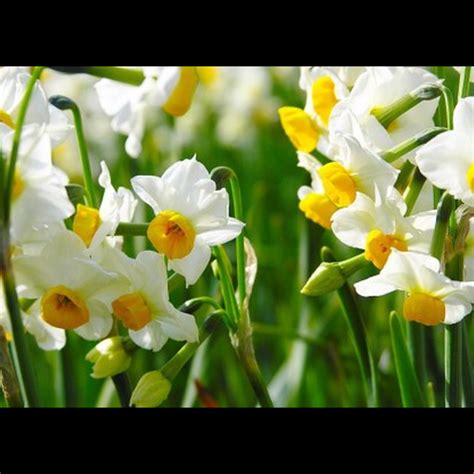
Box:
[355,249,474,326]
[332,186,435,269]
[279,67,349,154]
[98,247,198,352]
[13,229,123,341]
[1,125,74,247]
[0,67,71,147]
[72,160,137,251]
[329,67,440,159]
[95,67,200,158]
[299,67,366,91]
[416,97,474,206]
[0,284,66,351]
[296,134,399,229]
[131,156,244,286]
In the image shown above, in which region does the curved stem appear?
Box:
[48,96,96,207]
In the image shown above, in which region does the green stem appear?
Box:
[212,246,239,332]
[48,96,97,207]
[213,245,273,407]
[407,323,427,394]
[108,321,132,407]
[47,66,144,86]
[403,168,426,216]
[229,176,246,307]
[394,161,415,194]
[372,83,442,129]
[321,247,377,407]
[161,312,222,381]
[0,67,44,407]
[380,127,446,164]
[462,324,474,406]
[116,222,148,236]
[440,85,454,130]
[60,335,79,407]
[430,193,454,260]
[445,253,464,407]
[178,296,222,314]
[457,66,471,102]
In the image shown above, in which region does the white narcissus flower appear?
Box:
[296,134,398,229]
[131,156,244,286]
[0,67,71,147]
[1,125,74,247]
[416,97,474,206]
[279,67,349,154]
[332,186,436,269]
[329,67,440,160]
[99,247,198,352]
[13,230,124,341]
[355,249,474,326]
[95,67,200,158]
[72,160,137,251]
[1,276,66,351]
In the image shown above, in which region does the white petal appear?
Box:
[22,301,66,351]
[168,238,211,286]
[443,294,473,324]
[416,131,473,205]
[130,320,168,352]
[158,308,199,342]
[130,175,164,214]
[354,275,398,297]
[197,218,244,246]
[453,97,474,136]
[74,300,113,340]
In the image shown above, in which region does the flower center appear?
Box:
[403,292,445,326]
[299,192,338,229]
[278,106,320,153]
[41,285,89,329]
[318,162,357,207]
[147,210,196,259]
[466,163,474,192]
[112,293,152,331]
[0,109,15,129]
[312,75,338,126]
[73,204,101,247]
[162,67,199,117]
[364,229,407,269]
[12,171,24,201]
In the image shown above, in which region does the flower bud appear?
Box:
[301,252,368,296]
[85,336,132,379]
[301,261,346,296]
[130,371,171,408]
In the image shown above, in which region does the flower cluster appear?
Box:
[281,66,474,327]
[0,67,244,360]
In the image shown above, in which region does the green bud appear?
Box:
[85,336,132,379]
[301,252,368,297]
[130,371,171,408]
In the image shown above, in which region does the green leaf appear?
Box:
[390,311,426,407]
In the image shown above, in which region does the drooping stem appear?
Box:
[48,96,97,207]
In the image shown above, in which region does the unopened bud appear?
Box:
[85,336,132,379]
[130,371,171,408]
